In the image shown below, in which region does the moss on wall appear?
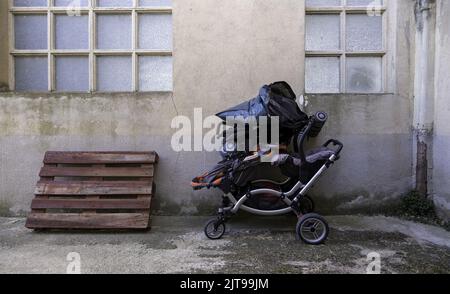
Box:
[0,200,12,217]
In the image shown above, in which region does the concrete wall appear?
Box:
[0,0,418,216]
[0,0,9,91]
[433,0,450,220]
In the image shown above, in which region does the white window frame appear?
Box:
[305,0,394,94]
[8,0,173,93]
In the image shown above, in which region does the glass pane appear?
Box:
[97,0,133,7]
[306,0,341,7]
[14,15,47,50]
[139,14,172,50]
[346,14,382,51]
[97,14,132,50]
[54,0,89,7]
[14,0,47,7]
[306,14,340,51]
[139,56,173,91]
[56,56,89,92]
[347,0,383,6]
[305,57,340,93]
[97,56,132,92]
[346,57,382,93]
[140,0,172,6]
[55,15,88,49]
[15,57,48,92]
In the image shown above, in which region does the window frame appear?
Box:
[305,0,392,94]
[8,0,173,93]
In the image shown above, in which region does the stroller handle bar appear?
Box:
[324,139,344,155]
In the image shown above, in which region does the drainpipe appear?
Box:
[413,0,434,197]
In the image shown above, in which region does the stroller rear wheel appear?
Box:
[204,219,226,240]
[296,213,329,245]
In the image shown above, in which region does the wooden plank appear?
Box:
[31,198,152,210]
[84,196,99,214]
[44,152,158,164]
[39,166,154,178]
[25,213,150,229]
[35,181,153,195]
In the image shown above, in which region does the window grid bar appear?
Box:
[47,1,52,91]
[382,7,388,92]
[10,7,172,13]
[8,0,15,91]
[340,10,346,93]
[9,0,173,93]
[89,0,95,92]
[132,0,138,91]
[11,50,172,55]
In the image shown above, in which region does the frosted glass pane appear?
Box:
[14,0,47,7]
[306,0,341,7]
[346,57,382,93]
[139,56,173,91]
[15,57,48,92]
[55,15,88,49]
[306,14,340,51]
[97,56,132,92]
[97,0,133,7]
[97,14,132,50]
[56,57,89,92]
[139,14,172,50]
[14,15,47,50]
[347,0,383,6]
[54,0,89,7]
[140,0,172,6]
[346,14,382,51]
[306,57,340,93]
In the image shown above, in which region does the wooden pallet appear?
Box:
[25,151,158,230]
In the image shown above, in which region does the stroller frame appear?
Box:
[204,115,344,245]
[226,152,338,217]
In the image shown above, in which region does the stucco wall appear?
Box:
[0,0,9,90]
[433,0,450,220]
[0,0,417,216]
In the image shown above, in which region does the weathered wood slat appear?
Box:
[39,166,154,178]
[25,213,150,229]
[44,152,158,164]
[35,181,153,195]
[31,198,151,210]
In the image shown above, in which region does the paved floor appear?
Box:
[0,215,449,274]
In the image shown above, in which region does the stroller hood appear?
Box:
[216,86,271,120]
[216,81,308,129]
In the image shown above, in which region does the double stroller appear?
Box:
[191,82,343,245]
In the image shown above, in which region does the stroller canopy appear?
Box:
[216,82,308,130]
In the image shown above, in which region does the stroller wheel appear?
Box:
[204,219,226,240]
[296,213,329,245]
[300,195,315,214]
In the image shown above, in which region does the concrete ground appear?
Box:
[0,215,449,274]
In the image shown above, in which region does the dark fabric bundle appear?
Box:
[216,81,308,130]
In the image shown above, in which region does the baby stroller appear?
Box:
[191,82,343,245]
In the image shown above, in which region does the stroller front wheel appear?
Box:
[296,213,329,245]
[204,219,226,240]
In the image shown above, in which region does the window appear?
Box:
[305,0,386,93]
[9,0,173,92]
